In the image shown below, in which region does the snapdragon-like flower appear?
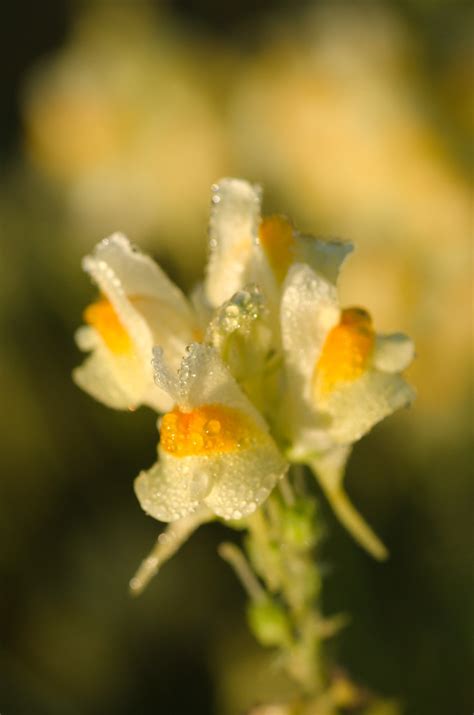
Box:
[205,178,352,317]
[73,232,198,411]
[280,261,415,558]
[74,177,415,585]
[202,179,414,557]
[135,343,287,522]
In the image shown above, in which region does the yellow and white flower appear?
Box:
[205,178,352,317]
[130,340,288,595]
[134,343,288,522]
[73,177,416,576]
[281,262,415,557]
[73,232,198,412]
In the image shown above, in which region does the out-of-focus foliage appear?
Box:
[22,3,231,279]
[1,1,472,714]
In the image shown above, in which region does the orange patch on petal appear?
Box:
[84,297,132,354]
[160,404,258,457]
[259,215,295,282]
[314,307,375,396]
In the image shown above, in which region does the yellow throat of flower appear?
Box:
[258,215,295,283]
[160,404,257,457]
[314,307,375,396]
[84,297,132,354]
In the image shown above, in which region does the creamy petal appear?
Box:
[134,451,203,522]
[84,233,192,322]
[73,347,138,410]
[206,178,261,307]
[374,333,415,373]
[74,333,172,412]
[204,441,287,520]
[323,369,416,445]
[281,264,340,387]
[83,232,195,359]
[279,264,341,447]
[135,438,286,524]
[296,235,353,285]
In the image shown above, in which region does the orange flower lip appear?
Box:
[314,307,375,396]
[83,297,132,354]
[160,404,259,457]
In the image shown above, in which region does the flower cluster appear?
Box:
[74,178,415,586]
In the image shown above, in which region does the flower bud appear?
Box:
[247,600,292,648]
[281,500,318,550]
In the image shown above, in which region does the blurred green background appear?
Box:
[0,1,472,713]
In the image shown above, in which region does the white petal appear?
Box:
[189,282,213,328]
[84,232,191,322]
[134,451,203,522]
[135,438,287,523]
[73,348,137,410]
[203,441,288,519]
[74,336,173,412]
[74,324,99,352]
[83,232,194,361]
[374,333,415,373]
[205,178,262,307]
[281,264,340,386]
[279,264,340,448]
[296,235,353,284]
[324,369,416,445]
[151,346,181,403]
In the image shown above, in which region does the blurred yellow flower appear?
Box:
[22,4,229,275]
[231,4,470,427]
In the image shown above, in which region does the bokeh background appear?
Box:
[0,0,472,713]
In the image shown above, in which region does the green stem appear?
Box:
[243,476,331,697]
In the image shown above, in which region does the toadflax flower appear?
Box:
[205,178,352,319]
[135,343,287,522]
[130,341,288,595]
[281,262,415,558]
[73,232,198,411]
[74,177,415,590]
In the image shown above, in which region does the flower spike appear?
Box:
[73,178,415,586]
